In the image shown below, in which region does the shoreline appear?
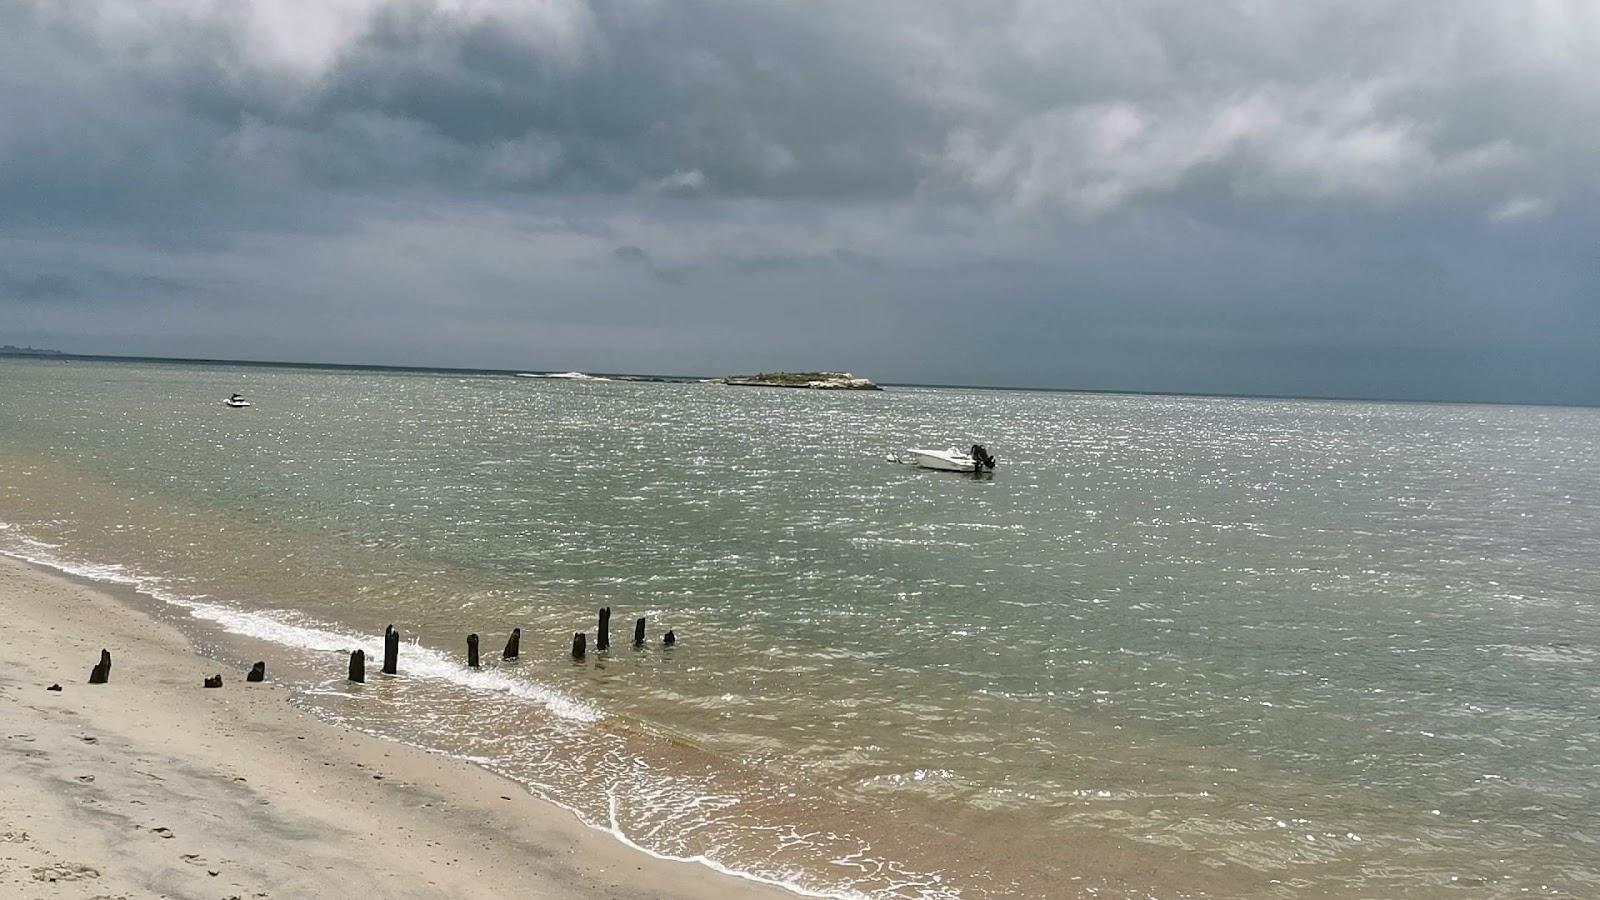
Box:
[0,553,798,900]
[0,523,987,900]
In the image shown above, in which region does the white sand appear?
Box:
[0,554,796,900]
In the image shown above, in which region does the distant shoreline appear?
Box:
[0,345,64,356]
[0,349,1590,410]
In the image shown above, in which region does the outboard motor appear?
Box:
[970,444,996,470]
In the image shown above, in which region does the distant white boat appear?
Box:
[224,394,251,408]
[515,371,613,382]
[893,445,997,473]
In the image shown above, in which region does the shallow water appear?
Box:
[2,357,1597,897]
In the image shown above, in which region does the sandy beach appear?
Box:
[0,554,795,900]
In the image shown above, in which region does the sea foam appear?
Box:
[0,528,599,723]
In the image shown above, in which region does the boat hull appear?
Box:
[905,449,976,472]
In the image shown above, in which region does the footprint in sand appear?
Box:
[149,826,175,839]
[31,862,101,882]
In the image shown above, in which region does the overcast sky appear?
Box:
[2,1,1597,402]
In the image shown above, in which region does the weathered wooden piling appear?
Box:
[571,632,586,658]
[503,628,521,660]
[349,649,366,683]
[247,661,265,683]
[203,674,223,688]
[597,607,611,652]
[88,649,111,684]
[633,617,646,647]
[663,629,676,647]
[467,633,480,669]
[382,625,399,676]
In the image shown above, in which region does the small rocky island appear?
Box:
[716,371,882,391]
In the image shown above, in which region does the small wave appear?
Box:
[0,537,599,723]
[180,603,602,722]
[859,769,959,791]
[601,794,878,900]
[0,541,150,590]
[515,371,613,382]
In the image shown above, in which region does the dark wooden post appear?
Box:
[349,649,366,683]
[247,662,265,682]
[503,628,521,660]
[382,625,399,675]
[597,607,611,652]
[633,617,646,647]
[571,632,586,659]
[88,649,111,684]
[663,629,676,647]
[467,634,480,669]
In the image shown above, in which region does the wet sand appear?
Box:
[0,554,796,900]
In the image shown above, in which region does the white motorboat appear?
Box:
[894,444,996,472]
[224,393,251,408]
[905,448,976,471]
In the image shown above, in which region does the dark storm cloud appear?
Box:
[0,1,1597,403]
[304,1,934,197]
[0,0,934,219]
[18,1,1584,217]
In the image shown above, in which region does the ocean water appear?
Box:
[1,356,1597,898]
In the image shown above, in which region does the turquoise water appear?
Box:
[2,357,1597,898]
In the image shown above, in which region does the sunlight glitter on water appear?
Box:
[3,357,1600,898]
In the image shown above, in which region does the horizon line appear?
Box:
[0,348,1594,411]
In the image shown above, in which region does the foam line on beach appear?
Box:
[181,599,604,722]
[600,794,874,900]
[0,532,599,723]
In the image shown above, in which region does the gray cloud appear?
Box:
[0,272,80,302]
[0,1,1597,403]
[13,1,1591,216]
